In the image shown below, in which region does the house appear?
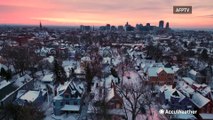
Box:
[190,91,211,115]
[159,85,193,110]
[147,67,174,85]
[188,69,201,82]
[53,81,85,115]
[105,84,123,110]
[179,79,213,114]
[88,78,124,120]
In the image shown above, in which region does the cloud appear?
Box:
[198,14,213,18]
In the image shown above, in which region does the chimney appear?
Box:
[111,80,115,88]
[96,83,99,88]
[189,93,193,99]
[172,82,176,89]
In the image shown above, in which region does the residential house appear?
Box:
[188,69,201,83]
[53,81,85,115]
[159,85,193,110]
[190,91,211,115]
[148,67,174,85]
[88,77,124,120]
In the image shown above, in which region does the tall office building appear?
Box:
[146,23,150,27]
[166,22,170,29]
[159,20,164,29]
[39,21,43,30]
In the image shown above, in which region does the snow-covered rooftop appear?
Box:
[189,69,197,76]
[148,67,174,77]
[173,114,196,119]
[0,80,11,90]
[44,56,54,63]
[61,105,80,112]
[106,87,115,102]
[182,77,194,85]
[160,85,185,102]
[200,113,213,120]
[41,74,54,82]
[191,92,210,108]
[20,90,40,102]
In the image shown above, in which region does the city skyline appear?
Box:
[0,0,213,29]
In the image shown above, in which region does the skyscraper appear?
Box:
[39,21,43,30]
[159,20,164,29]
[166,22,170,29]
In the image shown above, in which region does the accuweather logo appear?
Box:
[173,6,192,14]
[159,109,197,114]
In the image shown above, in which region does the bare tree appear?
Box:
[118,73,153,120]
[0,45,40,76]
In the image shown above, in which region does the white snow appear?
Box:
[57,81,71,95]
[20,90,40,102]
[53,95,63,100]
[160,85,185,102]
[0,63,8,70]
[182,77,194,85]
[44,56,54,63]
[173,114,196,119]
[148,67,174,77]
[191,92,210,108]
[106,87,115,102]
[14,74,32,87]
[41,74,54,82]
[199,113,213,119]
[61,105,80,112]
[0,80,11,90]
[178,81,194,97]
[189,69,197,76]
[16,90,26,98]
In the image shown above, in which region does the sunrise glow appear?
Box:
[0,0,213,28]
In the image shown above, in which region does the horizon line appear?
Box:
[0,23,212,31]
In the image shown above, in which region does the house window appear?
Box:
[74,101,78,105]
[64,93,70,98]
[66,101,69,105]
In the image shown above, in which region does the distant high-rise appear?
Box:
[146,23,150,27]
[118,25,124,31]
[136,24,143,31]
[159,20,164,29]
[39,21,42,30]
[125,22,129,26]
[166,22,170,29]
[80,25,91,31]
[106,24,111,30]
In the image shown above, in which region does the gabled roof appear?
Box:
[148,67,174,77]
[56,80,84,99]
[106,87,115,102]
[191,92,210,108]
[160,85,185,102]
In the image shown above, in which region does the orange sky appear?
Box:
[0,0,213,28]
